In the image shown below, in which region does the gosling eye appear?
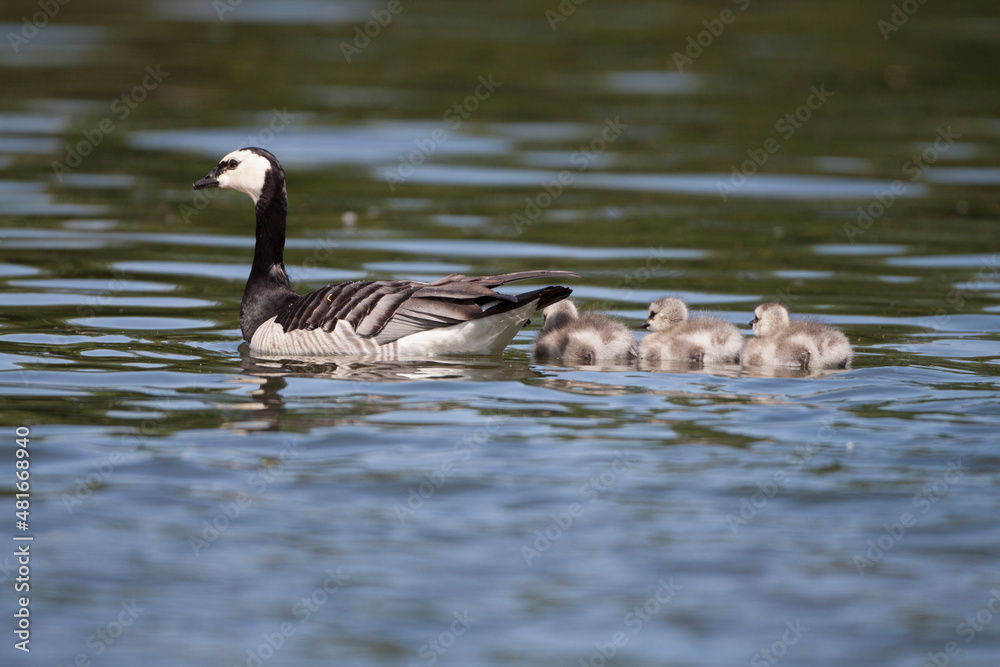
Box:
[227,159,239,169]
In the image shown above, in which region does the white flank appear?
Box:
[396,301,536,356]
[249,301,537,358]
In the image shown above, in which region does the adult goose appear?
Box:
[744,302,853,369]
[193,148,576,357]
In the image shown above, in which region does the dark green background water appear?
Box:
[1,1,999,665]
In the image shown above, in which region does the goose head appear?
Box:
[193,147,284,205]
[750,301,790,337]
[643,297,688,332]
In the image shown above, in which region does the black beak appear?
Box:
[749,317,758,328]
[641,321,650,329]
[193,169,220,190]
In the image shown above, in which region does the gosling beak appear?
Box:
[749,317,759,328]
[193,170,220,190]
[641,321,650,329]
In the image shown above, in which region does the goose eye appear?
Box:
[227,159,239,169]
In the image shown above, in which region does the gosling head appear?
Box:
[193,147,284,205]
[749,302,791,337]
[643,297,688,332]
[540,299,579,332]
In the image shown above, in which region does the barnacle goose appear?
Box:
[639,297,743,365]
[744,302,853,369]
[533,299,636,363]
[193,148,576,357]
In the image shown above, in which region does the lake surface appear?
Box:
[2,1,999,665]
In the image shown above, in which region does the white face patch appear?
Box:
[216,149,272,203]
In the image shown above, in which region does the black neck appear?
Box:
[240,177,298,341]
[251,184,289,272]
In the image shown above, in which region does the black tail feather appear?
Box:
[528,286,573,310]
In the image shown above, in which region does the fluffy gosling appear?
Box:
[744,302,852,370]
[640,297,743,364]
[533,300,636,363]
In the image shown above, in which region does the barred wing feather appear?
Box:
[273,270,577,345]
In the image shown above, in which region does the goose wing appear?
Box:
[273,270,577,345]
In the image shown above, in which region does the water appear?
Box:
[2,1,1000,665]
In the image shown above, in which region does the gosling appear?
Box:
[640,297,743,365]
[744,302,852,370]
[533,300,636,363]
